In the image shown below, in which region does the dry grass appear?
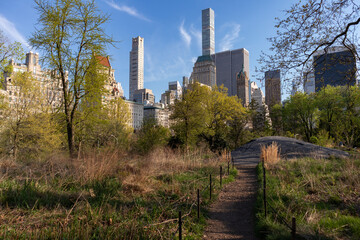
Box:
[260,142,281,167]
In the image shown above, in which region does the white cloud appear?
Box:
[104,0,151,22]
[179,20,191,47]
[0,14,29,49]
[219,23,241,51]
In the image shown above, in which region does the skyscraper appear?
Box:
[313,46,356,91]
[202,8,215,56]
[212,48,249,96]
[129,36,144,101]
[265,70,281,107]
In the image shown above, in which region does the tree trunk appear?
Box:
[66,119,75,158]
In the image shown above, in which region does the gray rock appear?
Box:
[232,136,350,165]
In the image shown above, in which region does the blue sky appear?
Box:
[0,0,297,100]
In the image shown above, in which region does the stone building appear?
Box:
[3,52,64,111]
[265,69,281,107]
[191,55,216,87]
[95,55,124,104]
[236,65,249,107]
[144,104,170,128]
[125,100,143,130]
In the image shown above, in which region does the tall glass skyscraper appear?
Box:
[202,8,215,56]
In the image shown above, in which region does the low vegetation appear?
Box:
[255,149,360,239]
[0,148,237,239]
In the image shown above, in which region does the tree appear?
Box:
[0,31,24,87]
[171,82,210,150]
[259,0,360,87]
[315,85,343,138]
[203,86,247,151]
[0,71,61,160]
[283,92,319,141]
[30,0,114,156]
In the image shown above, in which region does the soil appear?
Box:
[203,164,259,240]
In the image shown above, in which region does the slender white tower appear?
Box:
[129,36,144,100]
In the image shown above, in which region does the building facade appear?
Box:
[313,46,357,91]
[129,36,144,101]
[161,90,176,106]
[95,55,124,104]
[236,65,249,106]
[144,104,170,128]
[202,8,215,56]
[211,48,250,96]
[265,70,281,107]
[168,81,182,100]
[125,100,143,130]
[133,88,155,105]
[191,55,216,87]
[3,52,64,111]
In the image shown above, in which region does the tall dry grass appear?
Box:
[0,146,223,194]
[261,142,281,167]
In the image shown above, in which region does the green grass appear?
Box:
[255,157,360,240]
[0,156,237,239]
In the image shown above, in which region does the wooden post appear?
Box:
[179,211,182,240]
[263,160,267,218]
[220,165,223,188]
[291,217,296,240]
[227,161,230,175]
[210,174,212,200]
[231,157,234,168]
[197,189,200,219]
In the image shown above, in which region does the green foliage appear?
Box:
[0,30,24,87]
[134,118,170,155]
[171,83,248,151]
[283,92,319,142]
[30,0,114,155]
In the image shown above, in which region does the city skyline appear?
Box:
[0,0,298,100]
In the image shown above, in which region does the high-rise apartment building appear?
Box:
[129,36,144,101]
[313,46,357,91]
[133,88,155,105]
[202,8,215,56]
[212,48,250,96]
[265,70,281,107]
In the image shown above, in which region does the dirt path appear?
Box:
[203,164,259,240]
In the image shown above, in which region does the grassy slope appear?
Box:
[0,149,237,239]
[255,157,360,240]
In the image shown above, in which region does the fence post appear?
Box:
[231,157,234,169]
[227,161,230,175]
[263,159,267,218]
[209,174,212,200]
[291,217,296,240]
[220,166,223,188]
[179,211,182,240]
[197,189,200,219]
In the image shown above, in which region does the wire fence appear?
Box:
[143,152,234,239]
[261,159,309,240]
